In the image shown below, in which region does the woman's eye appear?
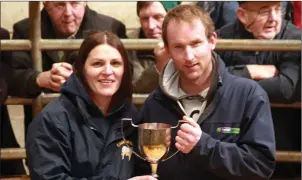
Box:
[92,62,103,67]
[111,61,122,66]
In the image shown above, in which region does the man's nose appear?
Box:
[184,47,194,61]
[268,9,279,21]
[64,3,73,16]
[147,18,157,30]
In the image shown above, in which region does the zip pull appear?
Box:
[89,126,97,131]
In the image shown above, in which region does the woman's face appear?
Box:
[84,44,124,99]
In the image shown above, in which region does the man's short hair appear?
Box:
[162,5,215,45]
[136,1,180,16]
[136,2,154,16]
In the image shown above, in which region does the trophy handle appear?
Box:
[162,119,188,162]
[121,118,146,161]
[170,120,189,129]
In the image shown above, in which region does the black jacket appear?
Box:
[0,27,11,103]
[136,57,276,180]
[26,73,138,180]
[0,27,26,176]
[10,6,127,98]
[216,20,301,103]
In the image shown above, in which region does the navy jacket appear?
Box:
[136,58,276,180]
[26,73,138,180]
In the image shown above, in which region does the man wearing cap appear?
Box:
[130,1,180,93]
[216,1,301,178]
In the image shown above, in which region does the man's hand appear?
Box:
[246,65,278,80]
[175,116,202,154]
[36,62,73,92]
[128,175,157,180]
[154,42,170,73]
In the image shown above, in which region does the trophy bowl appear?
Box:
[122,119,187,178]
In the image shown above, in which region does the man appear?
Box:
[0,27,25,177]
[131,1,180,93]
[216,1,301,178]
[9,2,127,135]
[136,5,275,180]
[216,1,300,103]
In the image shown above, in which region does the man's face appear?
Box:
[44,2,86,37]
[239,2,282,39]
[139,2,167,39]
[165,19,216,83]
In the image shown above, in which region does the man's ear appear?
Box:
[164,43,170,56]
[237,7,248,25]
[209,32,217,50]
[43,2,48,8]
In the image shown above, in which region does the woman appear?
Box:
[26,31,155,180]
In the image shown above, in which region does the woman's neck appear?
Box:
[90,94,112,116]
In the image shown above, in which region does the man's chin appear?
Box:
[59,28,78,37]
[261,33,277,40]
[147,34,162,39]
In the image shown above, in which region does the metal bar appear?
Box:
[4,95,301,108]
[0,40,31,51]
[29,2,43,118]
[1,148,300,163]
[276,151,301,163]
[270,102,301,108]
[1,39,301,51]
[1,176,30,180]
[1,148,26,160]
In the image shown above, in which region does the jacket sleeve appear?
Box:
[113,20,127,39]
[257,51,300,103]
[223,52,300,103]
[26,111,120,180]
[9,22,42,97]
[132,53,159,93]
[187,93,276,180]
[0,28,11,103]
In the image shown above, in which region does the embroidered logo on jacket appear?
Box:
[117,140,133,161]
[216,127,240,134]
[121,146,132,161]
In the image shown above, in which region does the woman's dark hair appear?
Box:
[74,31,133,108]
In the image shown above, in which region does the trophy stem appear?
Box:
[150,163,159,178]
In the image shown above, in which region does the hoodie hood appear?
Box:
[61,73,95,108]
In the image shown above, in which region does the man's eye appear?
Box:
[154,15,164,20]
[259,9,270,15]
[192,42,202,47]
[54,3,65,8]
[174,46,183,49]
[141,17,149,21]
[71,2,81,7]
